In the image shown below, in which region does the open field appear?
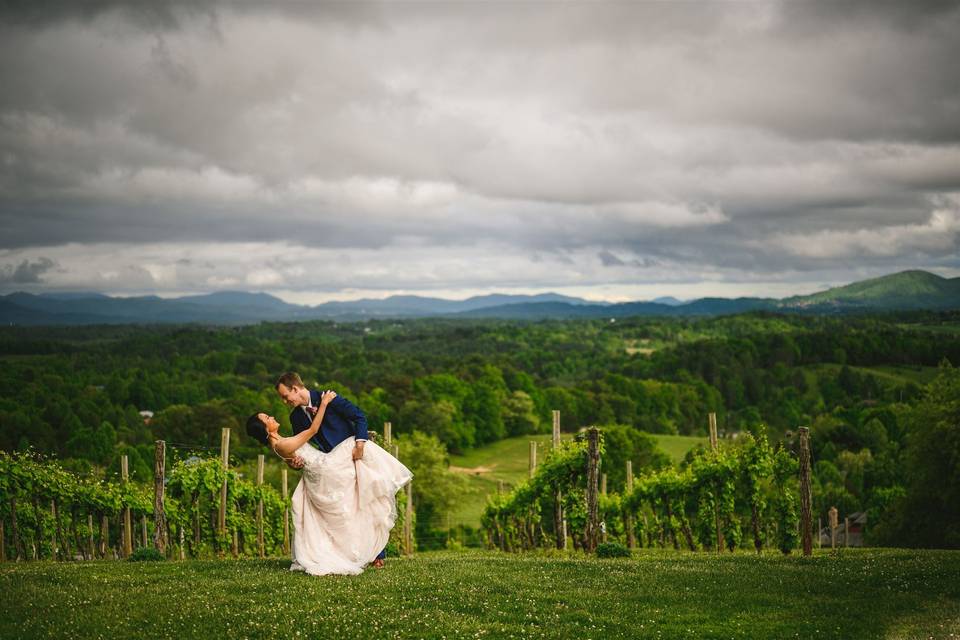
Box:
[447,433,709,528]
[652,433,710,463]
[806,362,942,386]
[2,549,958,639]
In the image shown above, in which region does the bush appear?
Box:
[128,547,165,562]
[595,542,630,558]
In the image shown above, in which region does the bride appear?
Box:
[246,391,412,576]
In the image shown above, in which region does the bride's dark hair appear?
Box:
[246,413,269,446]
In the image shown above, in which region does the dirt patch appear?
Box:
[449,464,496,475]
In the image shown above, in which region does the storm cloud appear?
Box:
[1,1,959,302]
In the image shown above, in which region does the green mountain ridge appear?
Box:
[780,270,960,309]
[2,269,958,325]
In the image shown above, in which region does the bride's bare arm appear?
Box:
[272,391,337,458]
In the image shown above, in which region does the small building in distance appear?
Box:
[819,511,867,547]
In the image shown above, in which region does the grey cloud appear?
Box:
[598,250,625,267]
[1,2,959,295]
[0,257,55,284]
[778,0,960,34]
[0,0,215,32]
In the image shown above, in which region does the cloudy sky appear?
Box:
[2,1,959,304]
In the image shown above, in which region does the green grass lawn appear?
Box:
[2,549,958,639]
[652,433,710,463]
[447,434,709,529]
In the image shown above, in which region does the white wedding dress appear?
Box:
[289,436,412,576]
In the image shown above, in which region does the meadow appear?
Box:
[2,549,958,639]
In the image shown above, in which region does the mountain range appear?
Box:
[1,270,958,326]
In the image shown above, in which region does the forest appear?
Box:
[1,310,958,549]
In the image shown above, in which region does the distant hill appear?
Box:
[1,270,957,325]
[312,292,605,318]
[653,296,685,306]
[778,270,960,310]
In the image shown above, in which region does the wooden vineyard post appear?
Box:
[218,428,230,537]
[178,524,185,561]
[393,444,399,459]
[497,480,504,495]
[601,473,607,496]
[585,427,600,552]
[153,440,167,555]
[529,441,537,478]
[384,422,392,449]
[798,427,813,556]
[99,515,108,559]
[87,514,94,560]
[217,427,230,552]
[552,410,566,550]
[828,506,838,550]
[818,517,823,549]
[282,468,290,555]
[121,455,133,558]
[709,414,723,553]
[49,502,59,560]
[844,516,850,548]
[141,516,148,549]
[404,481,414,555]
[625,460,636,548]
[257,454,265,558]
[398,446,414,556]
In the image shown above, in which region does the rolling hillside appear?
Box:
[780,270,960,310]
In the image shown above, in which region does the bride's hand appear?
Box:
[320,390,337,406]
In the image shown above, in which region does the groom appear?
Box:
[274,371,386,567]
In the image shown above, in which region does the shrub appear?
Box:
[128,547,165,562]
[595,542,630,558]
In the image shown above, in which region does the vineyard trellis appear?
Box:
[0,432,415,561]
[483,420,809,555]
[0,416,813,561]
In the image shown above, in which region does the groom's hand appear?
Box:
[352,441,365,461]
[286,455,305,470]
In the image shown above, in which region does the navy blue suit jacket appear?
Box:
[289,389,369,452]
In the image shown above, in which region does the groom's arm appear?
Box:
[329,395,369,441]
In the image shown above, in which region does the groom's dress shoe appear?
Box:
[371,558,385,569]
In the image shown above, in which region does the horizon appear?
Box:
[1,3,958,300]
[5,267,955,307]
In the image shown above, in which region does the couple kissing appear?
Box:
[246,372,412,576]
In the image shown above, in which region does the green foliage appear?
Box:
[394,431,468,550]
[129,547,165,561]
[4,313,960,548]
[482,437,594,551]
[872,362,960,548]
[595,541,630,558]
[598,424,671,490]
[772,447,800,554]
